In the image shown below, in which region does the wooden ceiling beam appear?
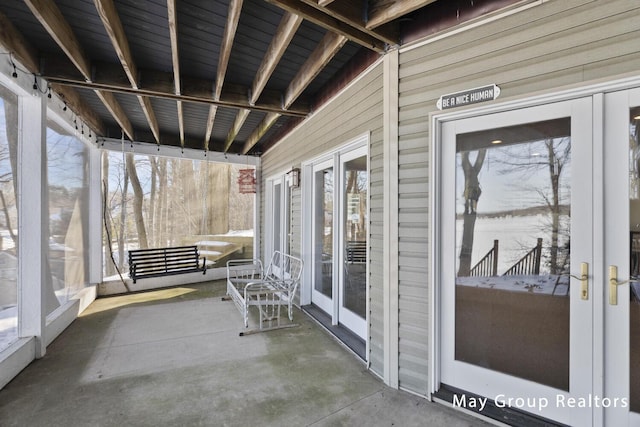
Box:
[166,0,185,146]
[251,12,302,105]
[243,112,281,154]
[94,0,160,143]
[0,10,106,136]
[94,0,137,87]
[206,0,243,151]
[94,90,135,140]
[366,0,438,29]
[224,12,302,152]
[43,69,309,117]
[243,32,346,154]
[301,0,398,46]
[265,0,386,52]
[49,83,106,136]
[0,11,39,72]
[223,108,250,152]
[24,0,134,139]
[23,0,92,80]
[216,0,242,101]
[285,32,346,109]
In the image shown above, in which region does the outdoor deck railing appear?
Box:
[470,239,499,277]
[503,238,543,276]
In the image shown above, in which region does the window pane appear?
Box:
[314,167,333,298]
[343,156,367,318]
[0,85,18,350]
[629,107,640,412]
[47,125,90,315]
[455,119,571,390]
[103,154,255,277]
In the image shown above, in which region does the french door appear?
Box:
[265,175,290,261]
[603,88,640,426]
[310,144,368,338]
[438,90,640,426]
[438,98,594,426]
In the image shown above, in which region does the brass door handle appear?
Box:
[609,265,635,305]
[563,262,589,300]
[578,262,589,300]
[609,265,640,305]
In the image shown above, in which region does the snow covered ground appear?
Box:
[457,274,569,296]
[0,306,17,350]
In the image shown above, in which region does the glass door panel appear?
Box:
[342,156,367,318]
[273,182,282,254]
[454,119,571,390]
[630,105,640,415]
[440,98,593,426]
[309,143,368,339]
[266,176,291,279]
[604,88,640,426]
[312,161,334,314]
[339,149,367,338]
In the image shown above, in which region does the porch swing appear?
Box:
[126,141,206,284]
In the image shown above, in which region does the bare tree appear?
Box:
[158,157,168,246]
[493,137,571,274]
[102,152,116,276]
[148,156,158,246]
[126,153,148,248]
[118,159,129,270]
[207,163,231,234]
[457,149,486,276]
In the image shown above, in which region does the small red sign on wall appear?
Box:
[238,169,256,193]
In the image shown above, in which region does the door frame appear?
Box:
[309,157,336,315]
[429,75,640,426]
[337,144,369,338]
[301,133,369,338]
[436,98,594,426]
[265,172,291,263]
[603,87,640,426]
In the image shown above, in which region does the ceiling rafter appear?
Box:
[224,11,302,152]
[94,0,160,143]
[264,0,386,52]
[243,32,347,154]
[285,32,346,109]
[302,0,398,46]
[366,0,439,29]
[41,61,309,117]
[251,12,303,106]
[23,0,134,140]
[0,10,105,135]
[23,0,91,79]
[0,0,457,155]
[0,10,38,72]
[205,0,243,151]
[166,0,185,147]
[243,112,280,154]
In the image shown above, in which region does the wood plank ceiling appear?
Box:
[0,0,511,155]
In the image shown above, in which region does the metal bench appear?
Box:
[226,251,303,335]
[128,245,207,284]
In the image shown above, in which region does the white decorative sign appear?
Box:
[437,84,500,110]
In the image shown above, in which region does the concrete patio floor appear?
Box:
[0,280,489,426]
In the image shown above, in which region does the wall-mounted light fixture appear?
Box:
[288,167,300,188]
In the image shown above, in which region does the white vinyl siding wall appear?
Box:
[260,62,385,374]
[397,0,640,395]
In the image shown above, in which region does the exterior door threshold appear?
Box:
[302,304,366,361]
